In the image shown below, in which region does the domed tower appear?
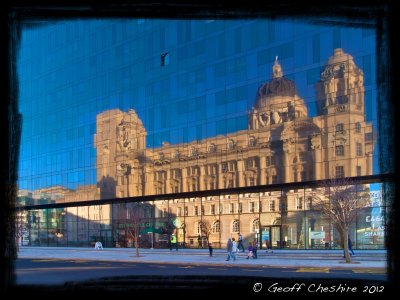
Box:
[315,49,374,178]
[249,57,308,130]
[94,109,147,198]
[316,48,365,116]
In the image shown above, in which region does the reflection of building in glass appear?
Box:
[94,50,374,198]
[16,18,386,250]
[18,49,381,250]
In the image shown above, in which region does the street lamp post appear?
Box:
[37,216,40,246]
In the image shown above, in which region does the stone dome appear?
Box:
[254,58,298,109]
[326,48,354,66]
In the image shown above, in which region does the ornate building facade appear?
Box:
[95,49,373,196]
[84,49,375,248]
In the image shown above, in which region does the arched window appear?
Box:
[212,221,220,233]
[252,219,260,233]
[232,220,240,233]
[208,143,216,153]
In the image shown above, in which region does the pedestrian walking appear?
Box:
[231,237,238,261]
[265,239,273,254]
[343,235,355,257]
[208,242,213,257]
[252,238,258,259]
[246,242,253,259]
[170,234,178,251]
[237,232,245,252]
[226,238,233,261]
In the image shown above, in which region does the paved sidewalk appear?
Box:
[18,246,387,270]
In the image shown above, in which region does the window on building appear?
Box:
[212,221,220,233]
[232,220,240,233]
[355,122,361,133]
[227,139,236,150]
[335,166,344,178]
[250,202,255,213]
[210,204,215,215]
[228,161,237,172]
[335,123,344,133]
[174,183,180,193]
[201,205,205,215]
[238,203,242,213]
[207,164,217,175]
[195,222,201,234]
[194,206,198,216]
[266,155,275,167]
[305,196,312,210]
[249,177,255,186]
[222,162,228,173]
[184,206,188,216]
[335,145,344,156]
[230,203,235,213]
[209,181,215,190]
[356,143,363,156]
[192,166,199,175]
[356,166,362,176]
[208,143,216,153]
[252,219,260,233]
[219,204,223,214]
[228,178,234,188]
[269,200,276,212]
[296,197,303,210]
[249,136,256,147]
[272,175,277,184]
[162,208,167,217]
[172,169,181,179]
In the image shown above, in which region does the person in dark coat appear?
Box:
[208,242,213,257]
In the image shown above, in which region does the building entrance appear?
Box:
[261,225,281,249]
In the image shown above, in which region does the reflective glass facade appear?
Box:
[17,19,388,249]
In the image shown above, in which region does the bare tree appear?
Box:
[14,210,25,255]
[197,217,217,246]
[126,202,144,257]
[312,177,369,263]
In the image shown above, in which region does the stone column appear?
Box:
[284,153,290,183]
[128,174,134,196]
[218,164,225,189]
[166,169,172,193]
[310,134,322,180]
[366,153,372,175]
[200,166,206,191]
[260,156,266,185]
[182,166,188,192]
[237,160,245,187]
